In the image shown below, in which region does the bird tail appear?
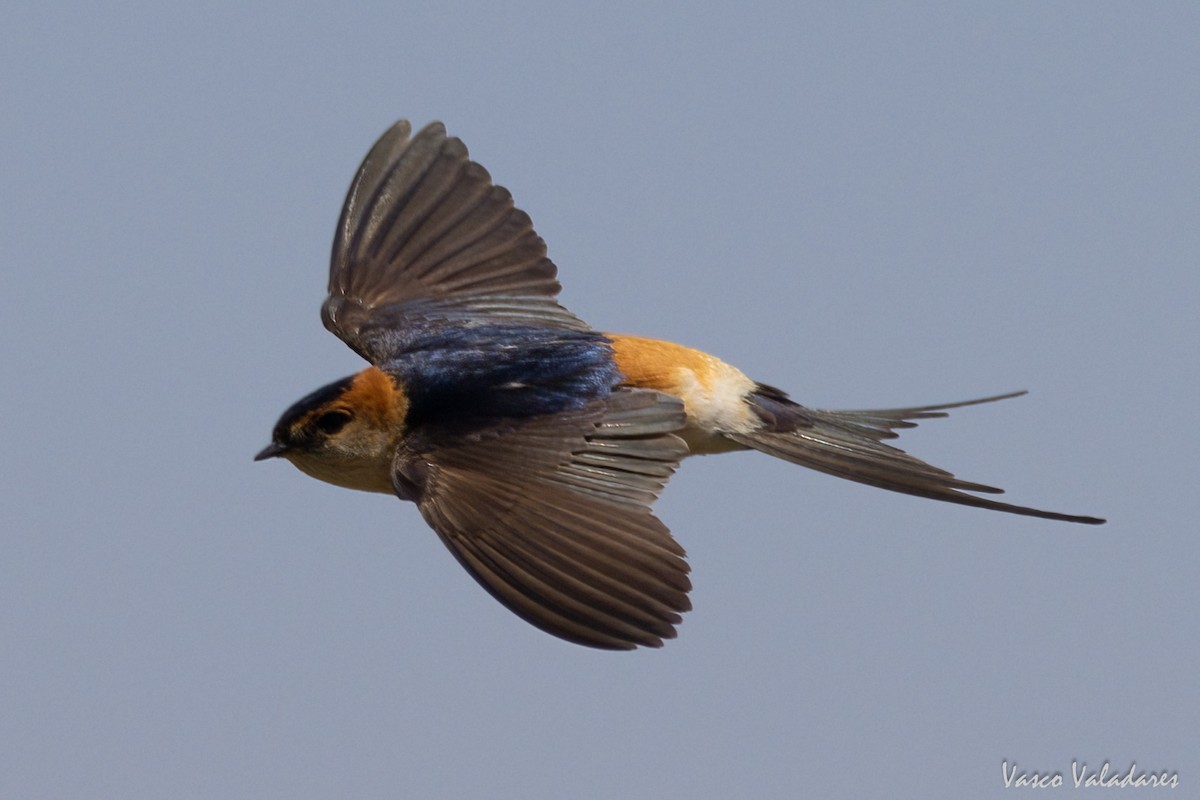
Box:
[729,388,1105,525]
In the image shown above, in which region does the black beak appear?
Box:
[254,441,288,461]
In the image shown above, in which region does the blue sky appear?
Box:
[3,3,1196,798]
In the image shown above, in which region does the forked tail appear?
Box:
[731,387,1105,524]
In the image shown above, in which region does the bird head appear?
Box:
[256,368,408,494]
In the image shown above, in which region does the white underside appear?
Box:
[670,363,758,455]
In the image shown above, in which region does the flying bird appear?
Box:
[257,120,1104,650]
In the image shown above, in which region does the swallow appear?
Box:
[257,120,1105,650]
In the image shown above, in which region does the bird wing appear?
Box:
[322,120,590,367]
[393,389,692,650]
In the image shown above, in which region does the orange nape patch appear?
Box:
[606,334,728,393]
[339,367,409,428]
[294,367,408,431]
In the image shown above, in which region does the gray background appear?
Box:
[3,3,1195,798]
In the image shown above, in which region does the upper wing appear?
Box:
[322,120,590,366]
[393,389,692,650]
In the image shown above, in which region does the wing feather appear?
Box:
[324,120,589,365]
[395,389,693,649]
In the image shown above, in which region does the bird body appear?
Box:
[258,119,1104,650]
[608,334,760,454]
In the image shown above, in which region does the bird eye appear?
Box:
[315,410,352,435]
